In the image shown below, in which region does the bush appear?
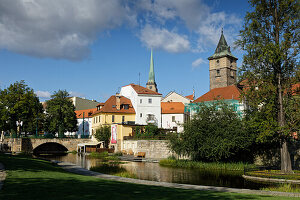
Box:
[169,102,253,162]
[94,126,111,148]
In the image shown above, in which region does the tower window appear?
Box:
[216,60,220,66]
[230,70,234,77]
[149,86,152,89]
[216,69,220,76]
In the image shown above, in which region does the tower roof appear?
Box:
[147,49,155,84]
[208,30,237,60]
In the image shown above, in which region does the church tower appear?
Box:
[208,30,238,90]
[146,49,158,92]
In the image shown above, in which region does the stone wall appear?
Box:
[122,140,172,159]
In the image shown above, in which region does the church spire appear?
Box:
[146,49,158,92]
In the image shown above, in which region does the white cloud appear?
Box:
[192,57,207,68]
[0,0,134,60]
[35,90,51,98]
[140,24,190,53]
[69,91,85,97]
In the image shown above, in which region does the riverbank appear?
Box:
[0,154,299,199]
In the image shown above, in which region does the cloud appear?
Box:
[137,0,242,51]
[140,24,190,53]
[0,0,133,60]
[69,91,85,97]
[35,90,51,98]
[192,57,207,68]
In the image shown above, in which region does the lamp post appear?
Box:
[16,120,23,138]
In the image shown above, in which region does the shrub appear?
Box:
[94,126,111,148]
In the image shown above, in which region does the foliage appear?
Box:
[159,159,255,172]
[44,90,77,137]
[262,183,300,193]
[0,80,44,136]
[94,126,111,148]
[235,0,299,172]
[245,170,300,180]
[169,102,253,162]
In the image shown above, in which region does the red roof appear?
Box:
[292,83,300,95]
[195,85,242,102]
[185,94,194,101]
[92,95,135,115]
[75,108,97,119]
[161,102,185,114]
[125,83,162,95]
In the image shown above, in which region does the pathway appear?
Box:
[56,161,300,198]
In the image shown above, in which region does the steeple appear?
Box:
[208,29,237,60]
[146,49,158,92]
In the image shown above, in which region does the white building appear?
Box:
[161,102,185,132]
[162,91,194,103]
[120,84,162,127]
[74,108,96,137]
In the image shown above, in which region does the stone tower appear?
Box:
[208,30,238,90]
[146,49,158,92]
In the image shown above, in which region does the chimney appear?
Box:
[116,93,121,110]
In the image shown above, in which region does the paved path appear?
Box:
[0,162,6,191]
[56,161,300,198]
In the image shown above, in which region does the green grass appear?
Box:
[159,158,255,171]
[262,183,300,193]
[246,170,300,180]
[90,162,137,179]
[0,154,298,200]
[88,151,119,161]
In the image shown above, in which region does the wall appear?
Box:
[70,97,99,111]
[122,140,172,159]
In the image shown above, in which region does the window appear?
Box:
[230,70,234,77]
[216,60,220,65]
[149,86,152,89]
[172,116,176,122]
[216,69,220,76]
[122,116,125,122]
[148,98,152,104]
[95,117,97,123]
[140,113,142,118]
[98,116,101,123]
[124,104,129,109]
[140,99,142,104]
[112,115,115,122]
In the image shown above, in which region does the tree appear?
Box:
[94,126,111,148]
[169,102,253,162]
[236,0,299,173]
[0,80,44,137]
[45,90,77,137]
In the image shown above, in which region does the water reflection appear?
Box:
[42,153,272,190]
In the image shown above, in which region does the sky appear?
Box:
[0,0,251,103]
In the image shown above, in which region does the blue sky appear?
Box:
[0,0,250,103]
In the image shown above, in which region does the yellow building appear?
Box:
[91,94,135,150]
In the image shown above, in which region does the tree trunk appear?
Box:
[281,140,293,173]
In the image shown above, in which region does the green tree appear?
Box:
[0,81,44,137]
[45,90,77,137]
[236,0,299,173]
[94,126,111,148]
[169,102,252,162]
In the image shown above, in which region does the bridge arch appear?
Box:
[33,142,68,155]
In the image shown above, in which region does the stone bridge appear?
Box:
[3,138,92,153]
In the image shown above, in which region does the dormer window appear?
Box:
[124,104,129,109]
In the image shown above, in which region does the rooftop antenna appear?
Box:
[138,72,141,86]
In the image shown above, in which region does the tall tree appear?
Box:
[0,80,44,136]
[45,90,78,137]
[236,0,299,173]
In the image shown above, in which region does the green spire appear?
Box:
[208,29,237,60]
[148,49,155,83]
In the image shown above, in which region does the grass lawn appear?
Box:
[0,154,297,200]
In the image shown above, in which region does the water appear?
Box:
[40,153,275,190]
